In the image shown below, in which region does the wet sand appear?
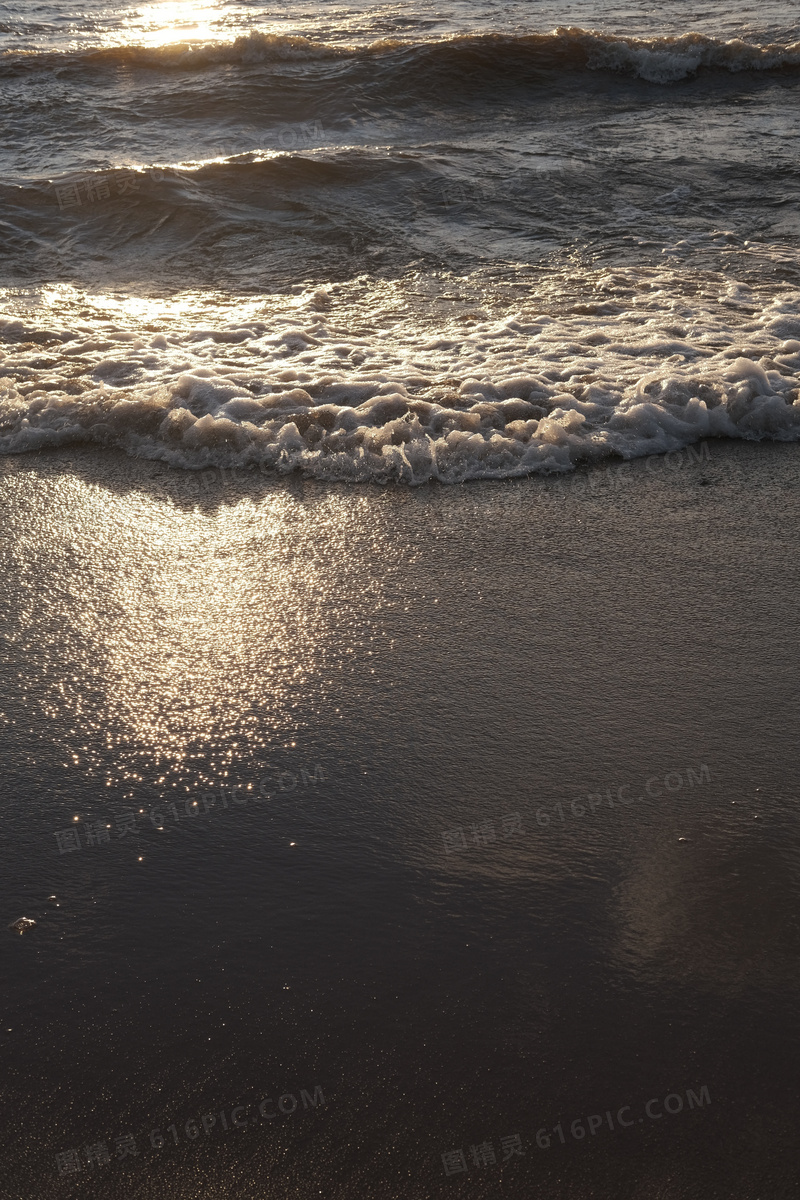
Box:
[2,439,799,1199]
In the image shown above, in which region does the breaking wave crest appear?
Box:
[4,28,800,84]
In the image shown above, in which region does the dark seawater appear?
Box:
[1,0,800,481]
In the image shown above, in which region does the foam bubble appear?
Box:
[1,269,798,484]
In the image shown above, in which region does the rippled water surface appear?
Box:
[1,0,799,481]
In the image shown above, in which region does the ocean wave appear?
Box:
[0,154,441,288]
[1,273,799,484]
[3,28,800,84]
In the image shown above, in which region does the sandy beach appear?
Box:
[2,437,799,1198]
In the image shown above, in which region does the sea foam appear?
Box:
[1,270,799,484]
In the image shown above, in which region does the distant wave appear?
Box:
[3,28,800,83]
